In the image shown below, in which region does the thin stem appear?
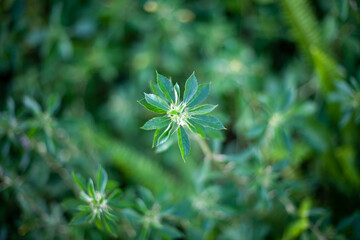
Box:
[194,134,212,160]
[193,134,244,187]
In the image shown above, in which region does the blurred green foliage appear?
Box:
[1,0,360,239]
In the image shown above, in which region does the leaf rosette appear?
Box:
[139,72,225,161]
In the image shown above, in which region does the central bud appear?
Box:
[269,112,282,128]
[89,191,109,216]
[168,103,189,126]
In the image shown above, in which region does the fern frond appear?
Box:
[310,46,345,92]
[280,0,345,92]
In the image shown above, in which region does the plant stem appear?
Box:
[193,134,245,187]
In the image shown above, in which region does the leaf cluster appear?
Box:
[139,72,225,161]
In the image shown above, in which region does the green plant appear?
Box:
[328,77,360,126]
[1,0,360,239]
[69,167,123,236]
[139,72,225,161]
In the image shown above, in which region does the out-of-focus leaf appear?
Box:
[23,96,41,115]
[97,167,108,194]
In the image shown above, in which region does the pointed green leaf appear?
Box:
[108,189,122,200]
[70,212,93,225]
[145,93,170,111]
[187,119,206,138]
[157,72,175,103]
[72,172,87,192]
[158,122,175,145]
[23,96,41,115]
[138,99,166,114]
[183,72,198,104]
[104,211,117,222]
[178,126,190,161]
[79,191,92,202]
[205,128,224,140]
[103,217,118,236]
[45,131,55,154]
[141,117,171,130]
[122,209,142,223]
[187,83,210,107]
[62,199,84,211]
[159,224,183,238]
[155,137,175,153]
[191,115,225,130]
[78,205,92,211]
[97,167,108,194]
[88,179,96,199]
[46,94,61,115]
[153,127,167,148]
[150,81,167,102]
[189,104,217,115]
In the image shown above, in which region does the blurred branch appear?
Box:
[193,134,245,187]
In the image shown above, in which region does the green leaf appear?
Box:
[88,179,96,199]
[108,189,122,200]
[159,224,183,238]
[138,186,155,205]
[46,94,61,115]
[153,127,167,148]
[104,211,117,222]
[205,128,224,140]
[191,115,225,130]
[138,99,166,114]
[45,131,55,154]
[150,80,167,102]
[187,119,206,138]
[183,72,198,104]
[157,122,175,146]
[141,117,171,130]
[122,209,142,223]
[187,83,210,108]
[157,72,175,103]
[23,96,41,115]
[62,199,84,211]
[177,126,190,161]
[246,124,266,138]
[145,93,170,111]
[103,217,118,236]
[78,205,92,211]
[281,88,295,111]
[70,212,92,225]
[189,104,217,115]
[80,192,92,202]
[155,137,175,153]
[97,167,108,194]
[72,172,87,192]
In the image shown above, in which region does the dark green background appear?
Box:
[1,0,360,239]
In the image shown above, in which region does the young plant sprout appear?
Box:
[70,167,122,236]
[139,72,225,161]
